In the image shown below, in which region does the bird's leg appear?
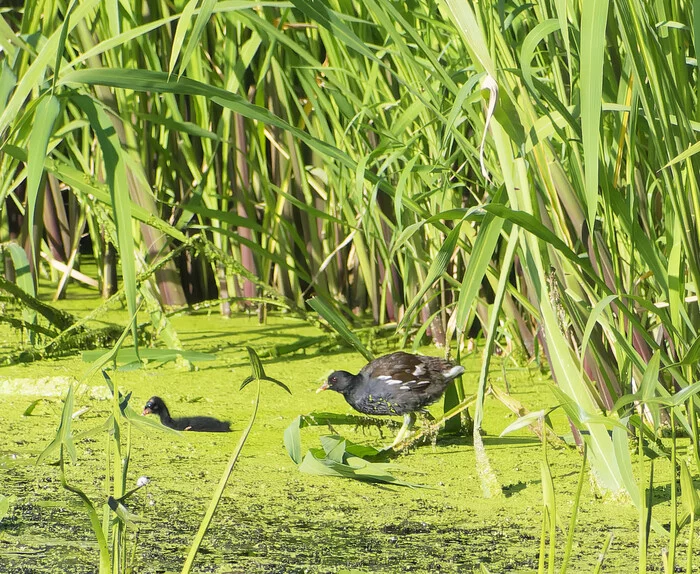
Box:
[391,412,417,448]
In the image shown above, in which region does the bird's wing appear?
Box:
[363,353,435,390]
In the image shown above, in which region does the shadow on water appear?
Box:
[481,435,541,448]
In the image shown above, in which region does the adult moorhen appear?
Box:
[317,351,464,447]
[141,396,231,432]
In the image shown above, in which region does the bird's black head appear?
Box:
[142,396,165,416]
[317,370,354,394]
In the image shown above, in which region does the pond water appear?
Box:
[0,305,679,572]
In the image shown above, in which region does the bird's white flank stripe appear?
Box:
[376,375,392,381]
[399,385,410,390]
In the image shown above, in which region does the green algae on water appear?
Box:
[0,310,680,573]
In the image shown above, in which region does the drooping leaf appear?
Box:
[240,347,291,393]
[107,496,146,526]
[82,348,217,365]
[23,399,46,417]
[307,297,374,362]
[500,409,551,437]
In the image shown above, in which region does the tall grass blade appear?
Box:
[58,69,357,169]
[560,444,587,574]
[177,0,217,79]
[168,0,199,77]
[51,0,77,91]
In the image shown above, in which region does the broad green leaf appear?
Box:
[449,187,506,345]
[443,0,497,77]
[0,61,16,110]
[665,140,700,168]
[540,456,556,523]
[107,496,146,525]
[579,294,618,378]
[320,435,347,463]
[297,450,424,487]
[639,351,661,430]
[678,456,700,530]
[675,334,700,367]
[680,459,700,518]
[473,219,517,432]
[646,381,700,408]
[482,204,584,270]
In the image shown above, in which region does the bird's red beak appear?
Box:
[142,407,152,416]
[316,381,329,393]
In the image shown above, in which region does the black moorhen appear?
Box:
[317,351,464,446]
[141,396,231,432]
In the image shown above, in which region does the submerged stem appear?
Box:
[560,443,587,574]
[59,445,111,573]
[638,423,647,574]
[669,413,677,572]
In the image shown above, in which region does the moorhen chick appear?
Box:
[141,396,231,432]
[317,351,464,447]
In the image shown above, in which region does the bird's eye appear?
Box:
[330,376,337,383]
